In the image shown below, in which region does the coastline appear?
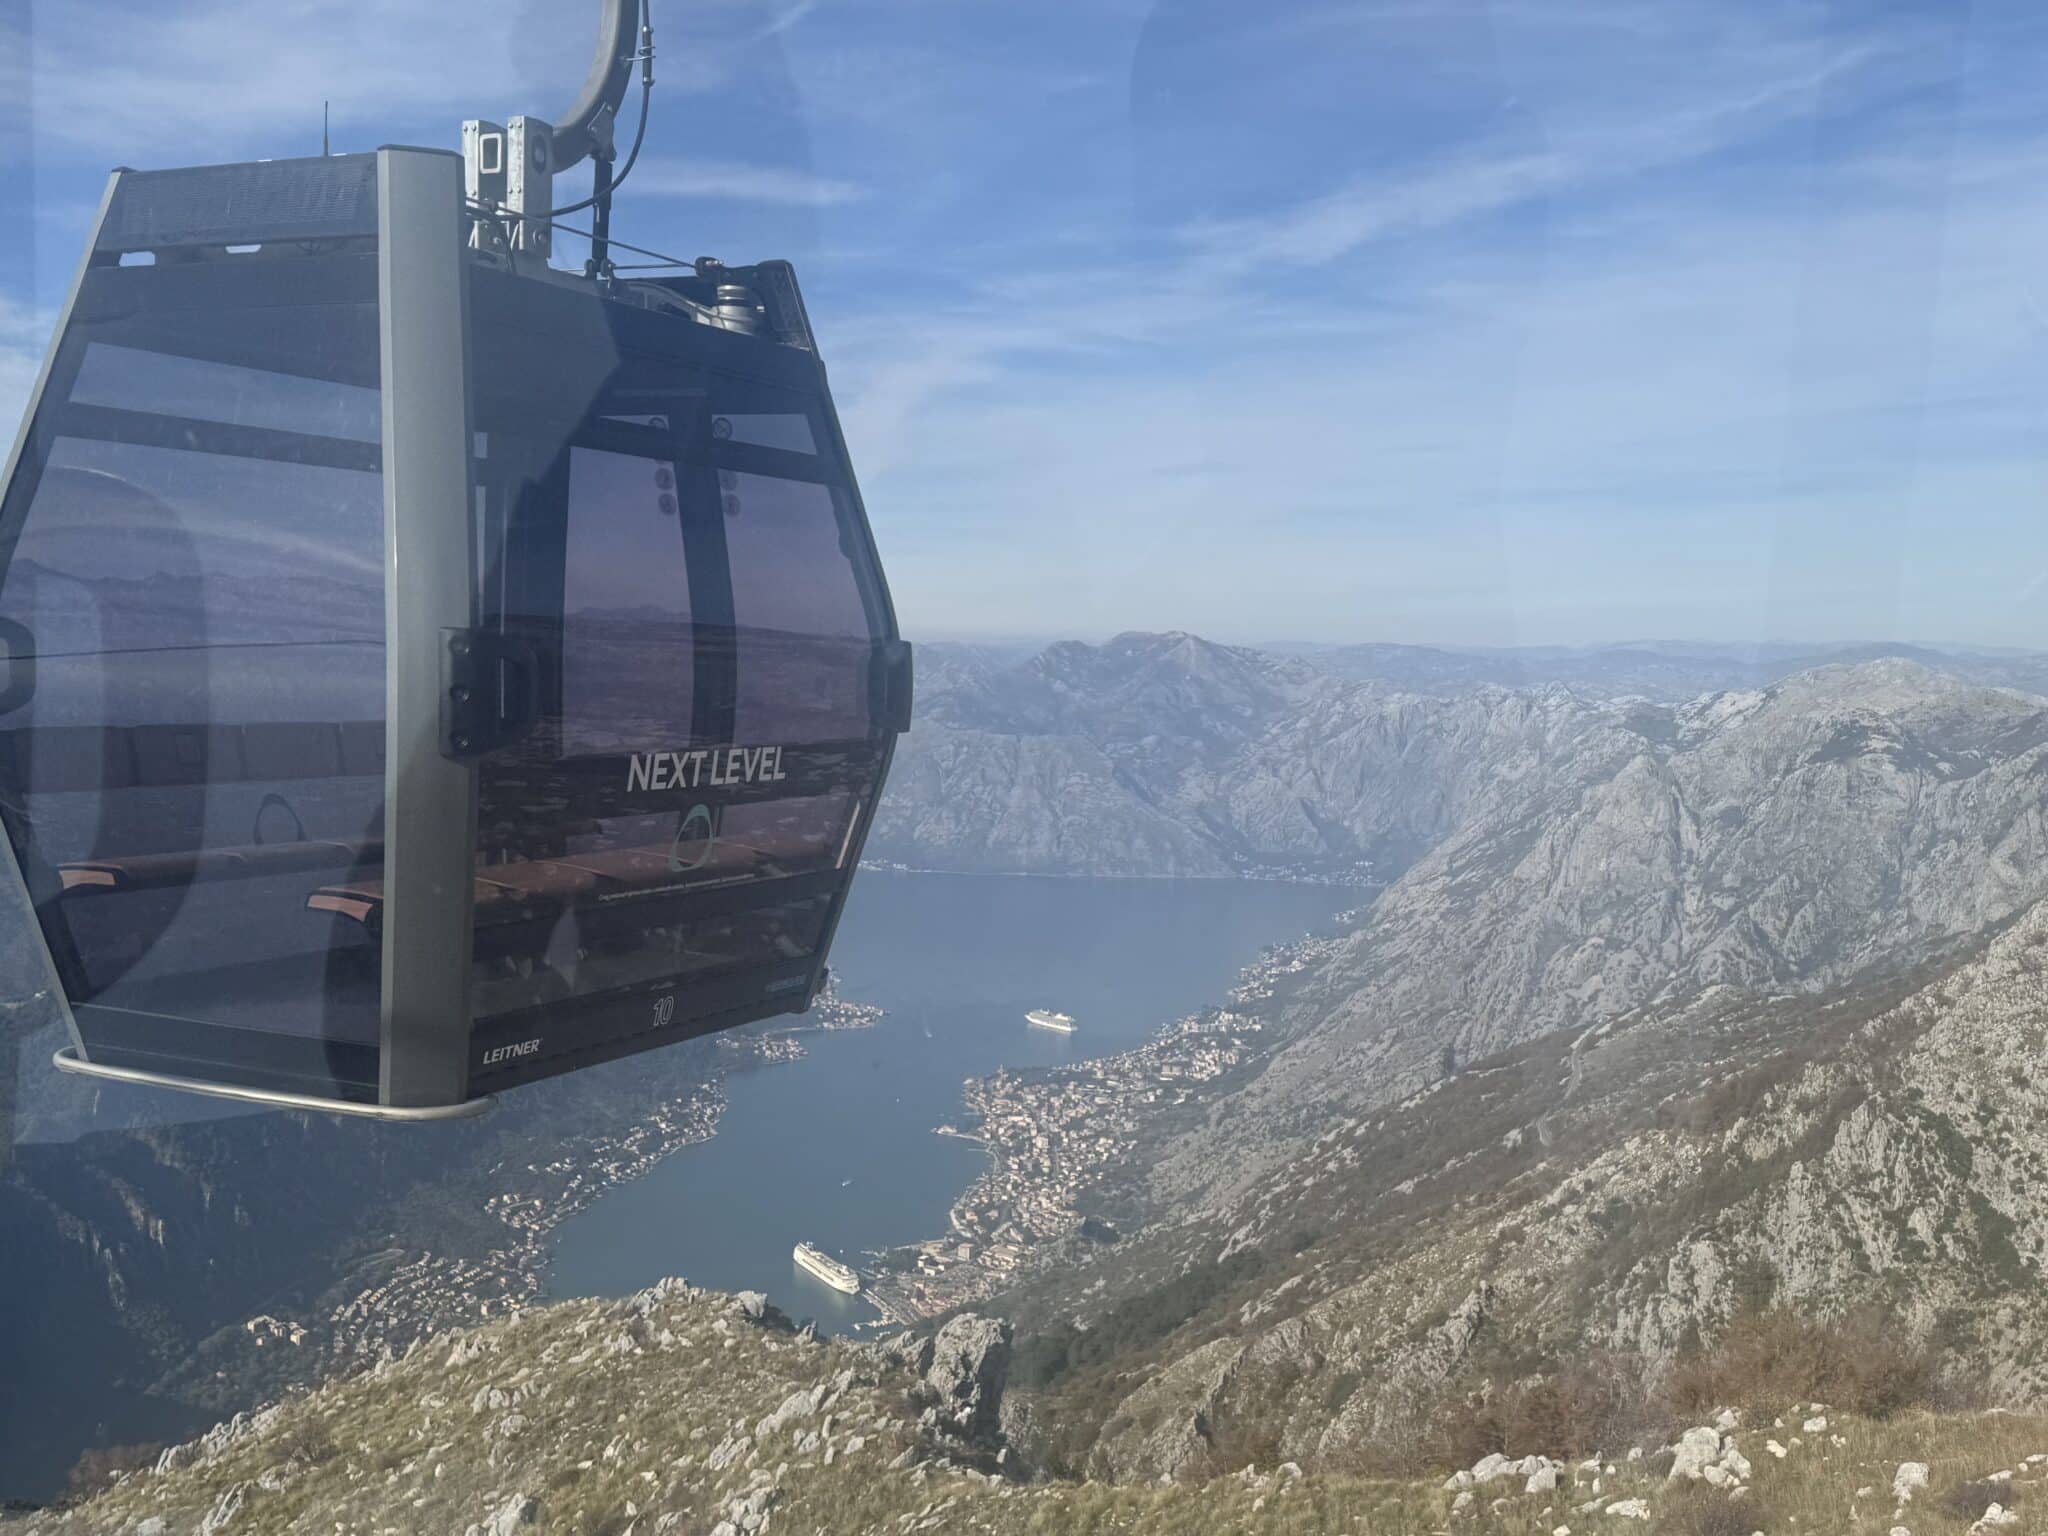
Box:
[174,984,887,1410]
[860,909,1365,1323]
[160,882,1362,1435]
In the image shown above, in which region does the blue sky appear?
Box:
[4,0,2048,649]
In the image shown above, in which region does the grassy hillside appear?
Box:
[11,1280,2047,1535]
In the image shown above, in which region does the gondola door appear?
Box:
[451,280,902,1091]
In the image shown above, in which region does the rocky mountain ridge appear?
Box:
[859,647,2048,1482]
[1279,637,2048,701]
[18,633,2048,1521]
[979,890,2048,1485]
[877,631,1662,879]
[1146,658,2048,1203]
[876,634,2048,890]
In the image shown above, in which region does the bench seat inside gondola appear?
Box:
[304,827,823,935]
[58,839,382,892]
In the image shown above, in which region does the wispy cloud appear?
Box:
[630,157,867,207]
[1173,42,1892,277]
[812,2,2048,645]
[28,1,525,157]
[9,0,2047,647]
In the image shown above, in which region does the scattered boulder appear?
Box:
[920,1314,1013,1442]
[1893,1463,1929,1504]
[1468,1453,1512,1486]
[1670,1427,1724,1481]
[878,1330,937,1375]
[757,1383,831,1439]
[466,1493,538,1536]
[1606,1499,1652,1519]
[1970,1505,2020,1533]
[196,1483,246,1536]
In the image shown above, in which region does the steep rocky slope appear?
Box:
[1148,660,2048,1201]
[867,647,2048,1483]
[982,893,2048,1483]
[873,632,1657,879]
[877,640,2048,927]
[1289,638,2048,701]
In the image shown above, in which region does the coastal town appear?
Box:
[862,915,1362,1323]
[225,914,1355,1367]
[317,1071,732,1368]
[233,976,886,1379]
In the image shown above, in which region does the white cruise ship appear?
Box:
[1025,1009,1077,1034]
[792,1241,860,1294]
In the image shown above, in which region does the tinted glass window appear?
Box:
[704,373,821,458]
[726,473,879,741]
[468,356,887,1041]
[70,341,382,444]
[713,410,815,454]
[0,297,386,1084]
[560,443,695,757]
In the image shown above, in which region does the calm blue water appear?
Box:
[542,872,1348,1329]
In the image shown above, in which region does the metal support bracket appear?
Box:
[506,116,554,263]
[443,629,539,759]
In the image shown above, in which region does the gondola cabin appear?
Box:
[0,149,911,1117]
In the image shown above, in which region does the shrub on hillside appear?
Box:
[1424,1353,1669,1466]
[1939,1476,2017,1521]
[1662,1480,1773,1536]
[62,1443,162,1505]
[1663,1305,1936,1420]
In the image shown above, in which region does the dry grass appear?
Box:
[1937,1474,2018,1521]
[14,1284,2048,1536]
[1426,1353,1676,1468]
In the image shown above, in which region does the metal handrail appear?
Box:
[52,1048,495,1122]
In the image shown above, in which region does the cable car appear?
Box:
[0,2,911,1118]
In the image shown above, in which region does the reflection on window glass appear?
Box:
[725,472,876,740]
[9,439,385,655]
[724,474,870,640]
[0,313,386,1062]
[70,341,382,443]
[560,445,695,756]
[468,788,841,1020]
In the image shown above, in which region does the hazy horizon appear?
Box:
[912,628,2048,657]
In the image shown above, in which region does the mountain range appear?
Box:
[862,633,2048,1479]
[14,629,2048,1521]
